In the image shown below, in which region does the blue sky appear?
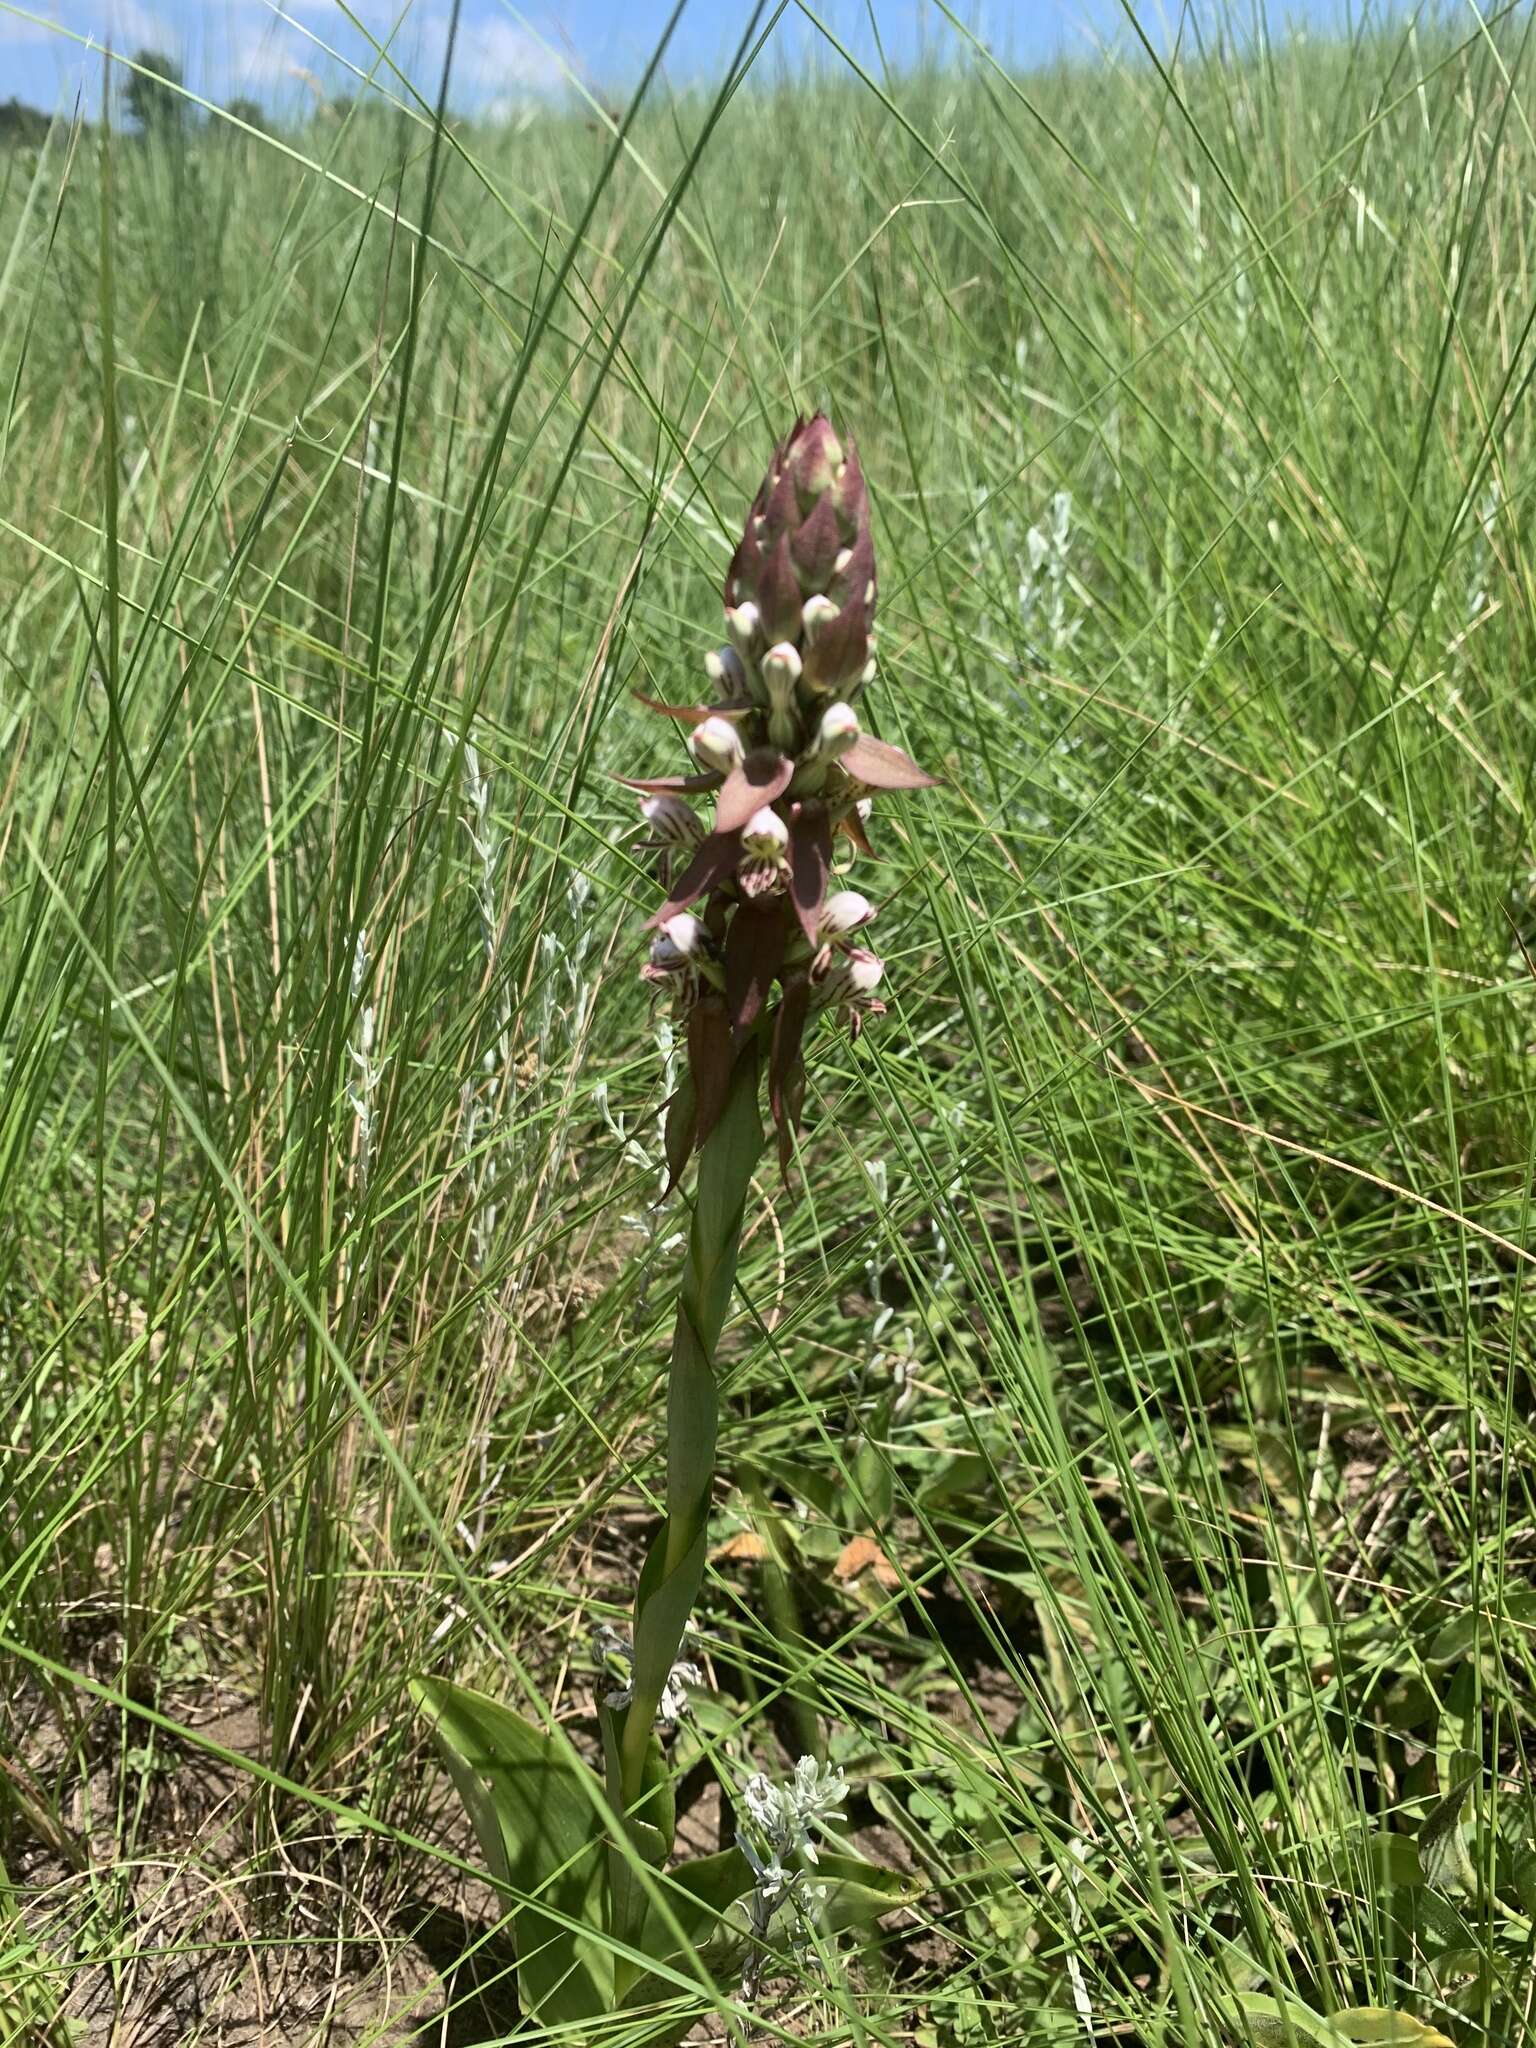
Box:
[0,0,1389,115]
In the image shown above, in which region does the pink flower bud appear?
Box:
[816,944,884,1006]
[846,950,884,997]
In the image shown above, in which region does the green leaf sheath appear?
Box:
[617,1043,765,1855]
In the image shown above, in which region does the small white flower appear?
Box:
[846,951,884,998]
[592,1623,701,1726]
[705,644,750,701]
[648,913,708,976]
[659,1658,703,1723]
[817,947,884,1007]
[742,806,790,859]
[743,1771,783,1835]
[689,716,745,775]
[819,889,873,938]
[661,912,707,955]
[640,794,704,847]
[736,1753,848,1994]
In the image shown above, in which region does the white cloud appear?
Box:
[105,0,179,50]
[416,8,569,102]
[463,16,566,91]
[212,3,572,109]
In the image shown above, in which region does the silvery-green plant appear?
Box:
[345,929,383,1196]
[1018,488,1080,660]
[736,1756,848,1996]
[413,418,929,2035]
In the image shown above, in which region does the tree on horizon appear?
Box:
[0,98,53,147]
[125,49,186,132]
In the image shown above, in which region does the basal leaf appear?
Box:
[412,1676,612,2024]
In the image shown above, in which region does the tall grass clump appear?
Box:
[2,4,1535,2040]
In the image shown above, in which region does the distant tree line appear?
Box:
[0,51,279,149]
[0,98,53,147]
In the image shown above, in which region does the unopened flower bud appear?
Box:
[816,702,860,759]
[641,794,705,847]
[760,642,802,701]
[801,594,838,643]
[819,889,873,937]
[742,806,790,859]
[760,642,804,750]
[725,602,761,659]
[689,716,745,775]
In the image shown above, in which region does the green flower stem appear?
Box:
[611,1041,764,1937]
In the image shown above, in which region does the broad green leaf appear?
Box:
[752,1453,842,1523]
[1333,2010,1455,2047]
[815,1847,925,1933]
[1418,1771,1478,1899]
[1434,1672,1476,1796]
[850,1429,895,1531]
[918,1449,1000,1511]
[1427,1588,1536,1668]
[613,1849,756,2044]
[1362,1830,1424,1890]
[1412,1884,1477,1954]
[628,1845,755,1988]
[1226,1993,1352,2048]
[412,1675,612,2023]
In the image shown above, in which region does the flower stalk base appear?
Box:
[608,1039,765,1958]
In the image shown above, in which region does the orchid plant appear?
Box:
[415,417,932,2034]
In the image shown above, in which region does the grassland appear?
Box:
[3,5,1536,2040]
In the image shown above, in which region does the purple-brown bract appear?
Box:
[636,414,937,1174]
